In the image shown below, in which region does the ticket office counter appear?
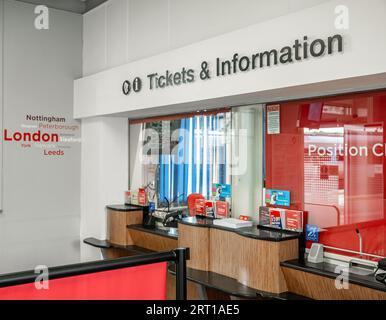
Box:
[84,205,386,300]
[90,91,386,300]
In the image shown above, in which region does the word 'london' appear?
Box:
[144,34,343,90]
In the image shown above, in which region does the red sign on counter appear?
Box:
[284,210,303,231]
[138,188,147,206]
[215,201,229,218]
[269,209,282,228]
[195,198,206,215]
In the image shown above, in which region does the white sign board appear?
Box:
[267,105,280,135]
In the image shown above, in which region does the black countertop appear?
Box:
[106,204,146,212]
[83,237,154,253]
[281,259,386,293]
[127,224,178,240]
[179,216,301,242]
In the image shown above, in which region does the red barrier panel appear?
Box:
[0,262,166,300]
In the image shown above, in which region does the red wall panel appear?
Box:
[266,91,386,259]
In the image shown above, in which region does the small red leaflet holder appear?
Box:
[187,193,205,216]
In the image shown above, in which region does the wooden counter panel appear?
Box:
[178,224,210,271]
[126,210,143,224]
[209,229,241,279]
[125,211,143,245]
[240,238,298,294]
[179,223,298,294]
[209,228,298,294]
[282,267,386,300]
[107,209,142,246]
[129,229,178,252]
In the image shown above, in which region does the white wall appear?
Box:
[80,116,128,261]
[82,0,331,76]
[0,0,82,273]
[80,0,131,259]
[0,0,3,211]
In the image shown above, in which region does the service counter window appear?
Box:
[265,91,386,260]
[130,110,232,209]
[129,106,264,219]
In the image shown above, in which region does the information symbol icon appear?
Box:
[133,77,142,93]
[122,80,131,95]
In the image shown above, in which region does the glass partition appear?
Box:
[231,105,264,219]
[131,111,232,209]
[129,106,265,219]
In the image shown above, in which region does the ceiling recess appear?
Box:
[14,0,109,14]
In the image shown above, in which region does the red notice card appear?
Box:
[269,209,282,228]
[285,210,303,231]
[215,201,229,218]
[195,198,206,215]
[138,188,147,206]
